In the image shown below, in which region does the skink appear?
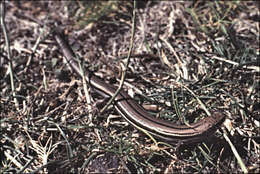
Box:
[53,31,225,144]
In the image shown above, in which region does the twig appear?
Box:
[24,27,50,73]
[223,129,248,173]
[178,82,211,116]
[78,58,94,125]
[0,1,18,108]
[100,0,137,113]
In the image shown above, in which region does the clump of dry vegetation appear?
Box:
[0,1,259,173]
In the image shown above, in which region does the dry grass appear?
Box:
[1,1,259,173]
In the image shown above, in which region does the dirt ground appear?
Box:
[1,1,259,173]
